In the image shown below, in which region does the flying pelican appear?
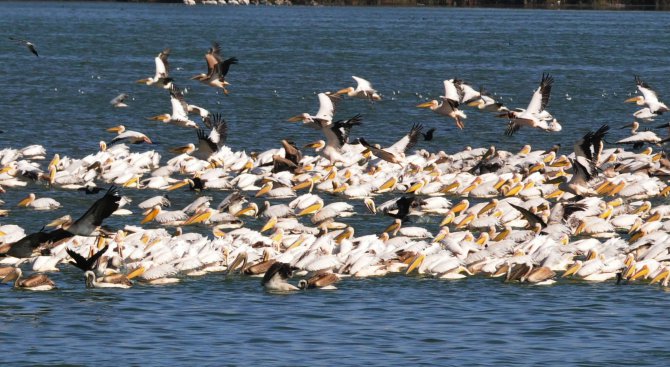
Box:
[192,42,238,94]
[625,75,668,116]
[107,125,152,145]
[502,73,560,135]
[110,93,129,108]
[146,84,197,128]
[417,82,467,129]
[288,92,338,126]
[335,76,381,101]
[137,48,171,87]
[303,114,363,164]
[9,37,38,57]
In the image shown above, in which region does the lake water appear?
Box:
[2,2,670,365]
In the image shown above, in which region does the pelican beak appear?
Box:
[377,177,397,193]
[629,230,645,242]
[628,220,642,234]
[631,265,650,281]
[213,226,226,238]
[166,180,190,191]
[608,181,626,196]
[650,269,670,285]
[416,101,434,108]
[49,166,56,185]
[123,176,139,188]
[493,228,510,241]
[598,207,613,219]
[574,221,587,235]
[169,145,193,154]
[384,220,401,235]
[648,212,661,222]
[405,181,424,194]
[595,180,613,195]
[405,254,425,274]
[136,78,150,84]
[287,235,306,250]
[303,141,323,149]
[607,198,623,208]
[234,205,256,217]
[439,212,455,226]
[335,87,352,95]
[624,96,640,103]
[126,266,145,280]
[562,262,582,277]
[528,162,545,174]
[451,201,469,215]
[292,180,313,191]
[49,154,60,169]
[287,115,305,122]
[661,186,670,197]
[475,233,489,246]
[184,211,211,225]
[146,115,169,122]
[467,100,481,107]
[364,198,376,214]
[255,183,272,197]
[270,229,283,244]
[106,125,124,133]
[478,201,497,216]
[455,213,476,229]
[298,202,323,216]
[260,216,277,233]
[432,229,447,243]
[334,227,353,243]
[440,181,460,193]
[504,183,523,197]
[332,183,348,194]
[141,207,160,224]
[17,196,32,207]
[545,189,564,199]
[460,179,480,194]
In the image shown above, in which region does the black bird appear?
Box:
[66,245,109,272]
[9,37,38,57]
[421,127,435,141]
[261,262,298,291]
[2,187,120,258]
[388,195,416,222]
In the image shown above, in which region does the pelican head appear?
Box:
[169,143,196,155]
[146,114,171,122]
[141,205,161,224]
[624,95,645,105]
[17,193,36,207]
[335,86,355,96]
[303,140,325,151]
[106,125,126,134]
[287,113,311,123]
[416,100,438,109]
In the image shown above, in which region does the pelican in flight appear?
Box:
[137,48,171,87]
[110,93,129,108]
[107,125,152,145]
[147,84,197,128]
[417,80,467,129]
[9,37,38,57]
[617,121,665,149]
[625,75,668,116]
[303,114,362,164]
[191,42,238,94]
[288,92,338,126]
[502,73,561,135]
[335,76,381,101]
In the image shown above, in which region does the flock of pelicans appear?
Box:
[4,41,670,293]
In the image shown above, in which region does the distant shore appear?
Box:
[10,0,670,10]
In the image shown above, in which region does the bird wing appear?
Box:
[155,48,170,79]
[216,57,238,80]
[68,186,121,236]
[352,76,374,93]
[570,158,593,185]
[197,129,218,158]
[442,79,462,103]
[636,75,660,105]
[315,93,338,123]
[509,203,547,229]
[388,123,422,155]
[330,114,363,148]
[169,85,190,120]
[67,244,109,272]
[358,138,398,164]
[526,73,553,114]
[207,113,228,148]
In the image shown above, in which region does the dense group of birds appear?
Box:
[4,38,670,293]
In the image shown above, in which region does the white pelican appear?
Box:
[625,75,668,116]
[466,87,508,112]
[417,86,467,130]
[136,48,171,87]
[335,76,381,101]
[502,73,560,135]
[298,272,340,290]
[616,121,664,149]
[107,125,152,145]
[146,84,197,128]
[110,93,129,108]
[84,270,134,288]
[141,205,188,226]
[287,92,338,126]
[17,193,61,210]
[2,268,55,291]
[303,114,363,164]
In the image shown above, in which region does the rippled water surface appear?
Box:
[3,2,670,365]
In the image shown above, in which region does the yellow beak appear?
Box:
[141,207,160,224]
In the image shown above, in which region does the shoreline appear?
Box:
[5,0,670,11]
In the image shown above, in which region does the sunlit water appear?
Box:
[2,2,670,365]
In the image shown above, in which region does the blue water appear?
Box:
[2,2,670,365]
